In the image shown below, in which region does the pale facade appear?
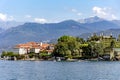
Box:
[30,48,40,53]
[18,48,27,55]
[15,42,54,55]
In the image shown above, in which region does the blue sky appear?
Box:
[0,0,120,23]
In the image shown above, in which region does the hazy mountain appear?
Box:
[82,20,120,32]
[112,20,120,26]
[78,16,104,23]
[0,17,120,50]
[0,28,4,33]
[0,20,90,48]
[0,21,24,29]
[79,29,120,39]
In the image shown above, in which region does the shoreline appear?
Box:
[0,58,117,62]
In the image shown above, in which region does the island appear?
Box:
[1,33,120,61]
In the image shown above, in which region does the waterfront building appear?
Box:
[15,42,54,55]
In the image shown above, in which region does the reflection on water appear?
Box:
[0,61,120,80]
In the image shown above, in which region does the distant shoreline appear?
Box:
[0,58,116,62]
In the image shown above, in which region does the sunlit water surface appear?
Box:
[0,61,120,80]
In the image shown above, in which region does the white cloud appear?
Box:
[71,8,82,16]
[25,15,32,18]
[34,18,47,23]
[0,13,7,21]
[0,13,14,21]
[92,6,117,20]
[111,14,117,19]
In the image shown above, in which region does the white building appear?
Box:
[15,42,54,55]
[17,48,27,55]
[30,48,40,53]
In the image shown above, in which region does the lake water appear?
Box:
[0,61,120,80]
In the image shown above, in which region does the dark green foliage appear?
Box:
[1,51,24,60]
[92,43,104,57]
[16,55,25,60]
[28,52,35,58]
[76,37,85,43]
[58,35,76,43]
[118,35,120,41]
[82,44,92,58]
[53,36,88,59]
[53,35,110,59]
[89,33,100,41]
[1,51,19,58]
[53,42,69,57]
[110,40,115,48]
[39,53,51,60]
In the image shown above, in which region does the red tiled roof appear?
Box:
[15,42,54,50]
[41,44,49,48]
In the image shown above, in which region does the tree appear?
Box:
[81,42,104,58]
[89,33,100,41]
[68,41,80,55]
[65,50,72,59]
[53,35,85,58]
[39,53,51,60]
[53,42,68,57]
[28,52,35,58]
[92,43,104,57]
[1,51,7,58]
[82,43,92,58]
[76,37,85,43]
[58,35,76,43]
[118,35,120,41]
[1,51,21,60]
[110,40,115,48]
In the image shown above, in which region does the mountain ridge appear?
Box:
[0,16,120,50]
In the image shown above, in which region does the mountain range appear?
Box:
[0,21,24,30]
[0,16,120,51]
[0,28,4,33]
[78,16,104,23]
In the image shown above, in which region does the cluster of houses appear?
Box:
[15,42,54,55]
